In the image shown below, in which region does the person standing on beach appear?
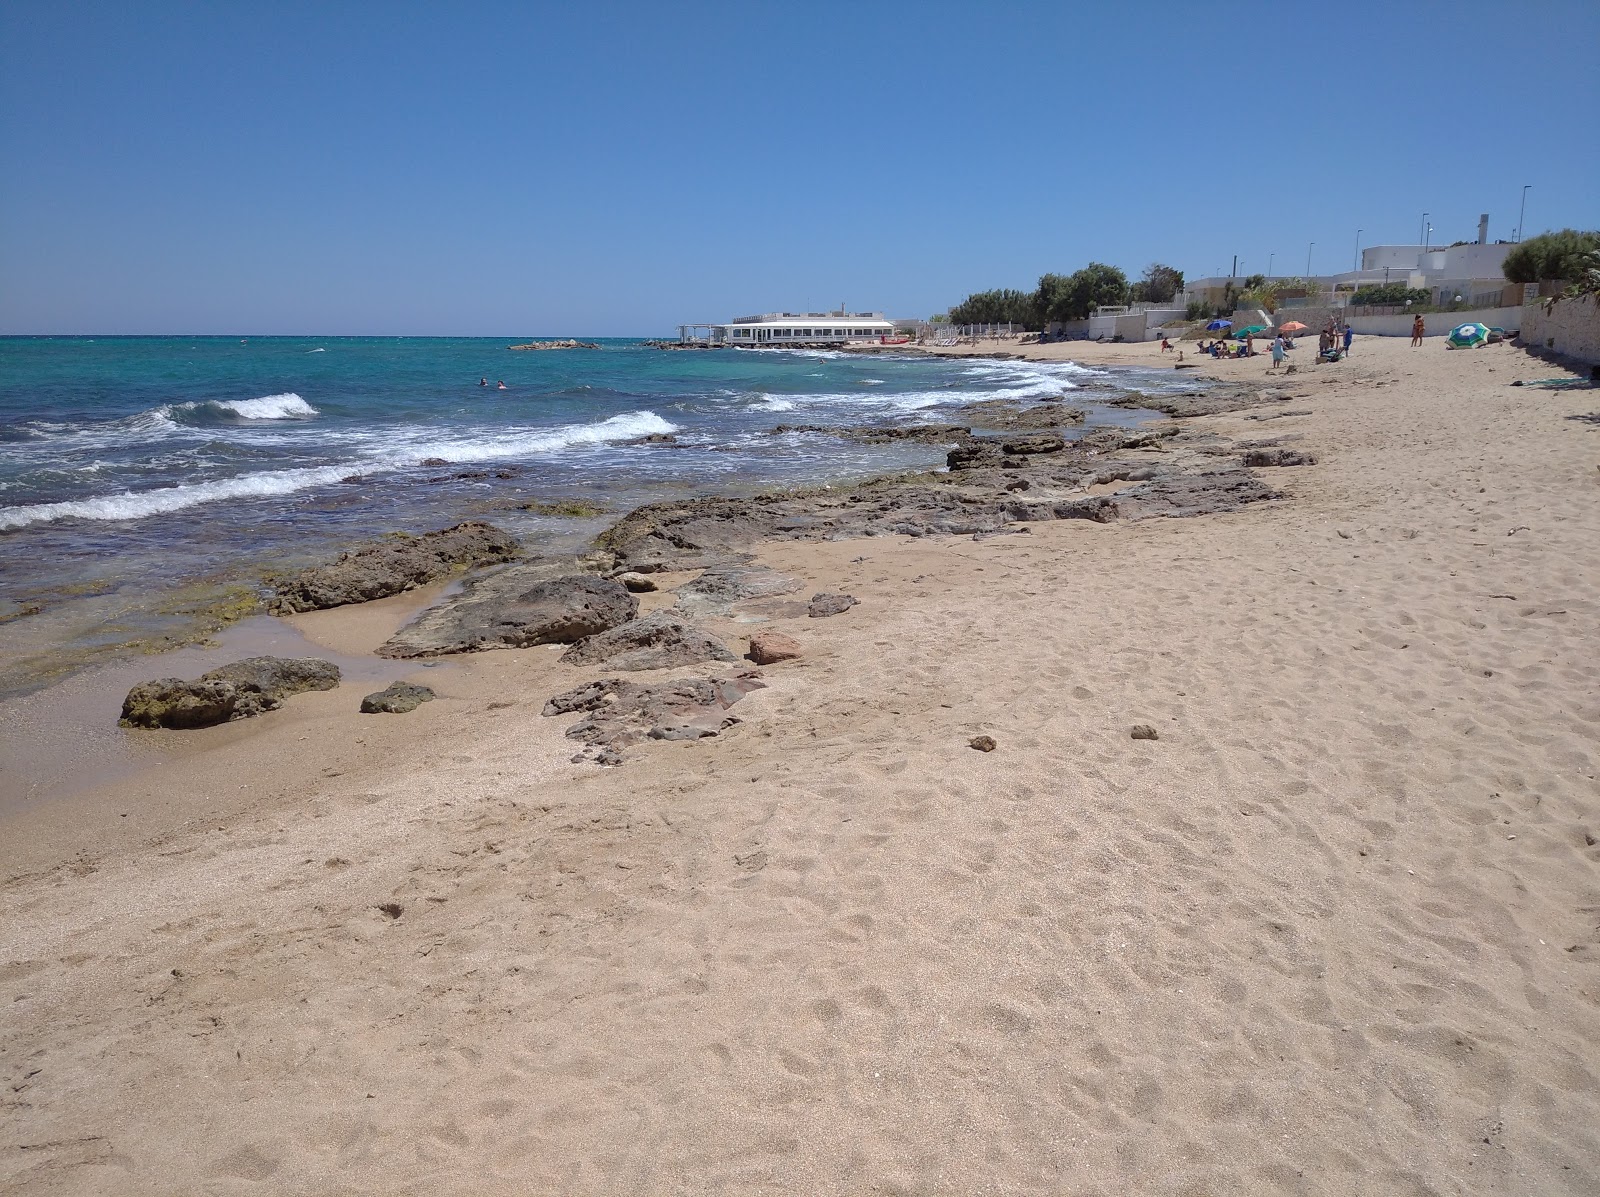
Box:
[1343,326,1354,356]
[1270,334,1286,371]
[1411,315,1425,347]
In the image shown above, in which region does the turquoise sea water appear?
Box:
[0,336,1178,689]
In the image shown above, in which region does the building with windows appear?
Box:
[678,312,898,347]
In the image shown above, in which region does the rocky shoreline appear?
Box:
[109,375,1317,758]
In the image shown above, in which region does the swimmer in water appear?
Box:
[480,378,488,386]
[497,381,507,390]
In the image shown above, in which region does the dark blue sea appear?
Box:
[0,336,1182,689]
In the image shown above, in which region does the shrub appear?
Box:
[1350,283,1433,306]
[1502,229,1600,284]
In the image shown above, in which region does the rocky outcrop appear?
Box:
[747,631,802,664]
[559,611,737,671]
[379,570,636,658]
[673,565,804,616]
[1106,384,1294,418]
[771,423,972,446]
[120,656,340,729]
[808,593,858,618]
[1242,447,1317,467]
[359,682,435,713]
[507,340,600,350]
[269,522,519,614]
[956,398,1086,429]
[544,674,766,760]
[615,572,659,592]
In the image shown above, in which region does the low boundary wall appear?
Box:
[1518,295,1600,366]
[1344,306,1522,338]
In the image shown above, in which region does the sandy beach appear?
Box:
[3,336,1598,1194]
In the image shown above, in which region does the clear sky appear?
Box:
[2,0,1596,336]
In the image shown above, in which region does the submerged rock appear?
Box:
[559,611,737,671]
[120,656,340,729]
[544,674,766,760]
[269,521,520,614]
[360,682,436,713]
[381,570,637,658]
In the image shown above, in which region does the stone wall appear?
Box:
[1518,294,1600,366]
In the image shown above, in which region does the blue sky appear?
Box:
[2,0,1596,336]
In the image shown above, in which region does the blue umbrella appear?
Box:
[1206,319,1232,331]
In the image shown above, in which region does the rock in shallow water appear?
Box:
[269,521,519,614]
[120,656,340,729]
[380,571,636,658]
[359,682,436,713]
[559,611,736,671]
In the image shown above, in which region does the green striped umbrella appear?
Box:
[1447,322,1490,348]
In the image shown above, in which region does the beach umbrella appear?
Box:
[1234,324,1267,338]
[1205,319,1232,331]
[1447,322,1490,348]
[1279,321,1308,332]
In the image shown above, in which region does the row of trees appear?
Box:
[944,263,1183,329]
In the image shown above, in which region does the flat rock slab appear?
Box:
[380,570,636,658]
[121,656,340,729]
[808,593,859,617]
[560,610,736,671]
[1242,448,1317,467]
[674,565,804,616]
[544,674,766,760]
[270,521,519,613]
[360,682,435,713]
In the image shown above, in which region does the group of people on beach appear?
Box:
[1318,319,1355,362]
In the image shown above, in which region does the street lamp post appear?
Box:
[1354,229,1362,271]
[1306,242,1314,277]
[1420,212,1428,246]
[1268,253,1275,276]
[1424,221,1432,253]
[1517,184,1531,241]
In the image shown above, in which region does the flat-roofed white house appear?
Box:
[678,312,898,347]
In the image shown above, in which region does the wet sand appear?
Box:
[2,337,1598,1194]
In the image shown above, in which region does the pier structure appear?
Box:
[678,310,898,348]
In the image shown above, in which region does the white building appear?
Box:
[679,312,898,347]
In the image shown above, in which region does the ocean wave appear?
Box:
[177,393,320,421]
[0,410,679,529]
[0,464,362,530]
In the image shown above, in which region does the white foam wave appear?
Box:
[395,411,676,464]
[0,464,361,530]
[196,393,319,420]
[0,410,679,529]
[747,394,796,412]
[306,347,326,353]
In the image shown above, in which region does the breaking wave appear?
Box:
[0,410,678,530]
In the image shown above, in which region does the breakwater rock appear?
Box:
[380,571,636,658]
[270,521,519,614]
[121,656,340,729]
[507,340,601,351]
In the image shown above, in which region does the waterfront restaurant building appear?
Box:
[679,312,897,347]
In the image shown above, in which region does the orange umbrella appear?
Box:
[1279,321,1308,332]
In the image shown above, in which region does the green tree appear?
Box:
[1242,273,1266,291]
[947,289,1040,328]
[1502,229,1600,283]
[1038,263,1130,322]
[1129,263,1184,305]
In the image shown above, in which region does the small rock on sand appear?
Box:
[808,593,858,618]
[970,735,997,752]
[120,656,341,730]
[1130,724,1160,740]
[360,682,436,714]
[748,631,802,665]
[616,572,659,592]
